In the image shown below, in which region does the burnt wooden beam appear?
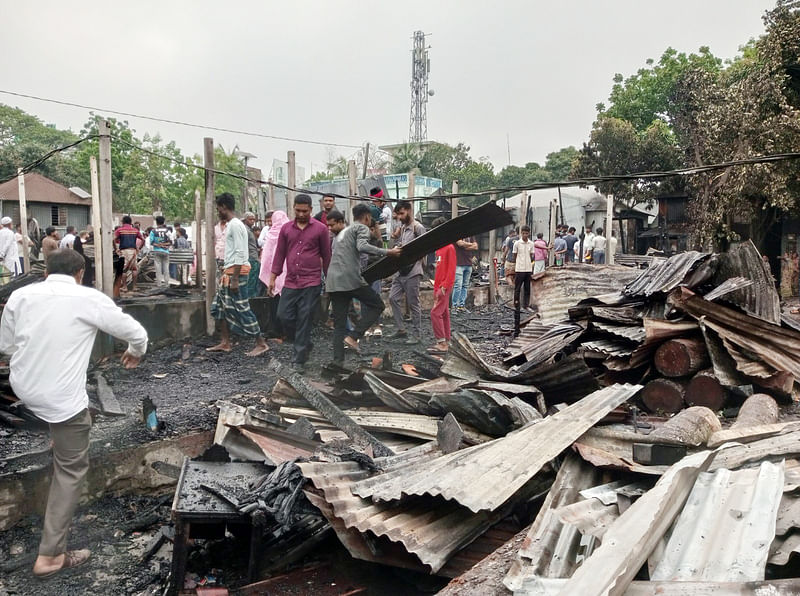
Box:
[641,378,687,414]
[654,337,709,378]
[268,359,394,458]
[685,369,727,411]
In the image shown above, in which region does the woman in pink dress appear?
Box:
[259,211,289,339]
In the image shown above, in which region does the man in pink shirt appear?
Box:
[268,194,332,370]
[533,232,549,274]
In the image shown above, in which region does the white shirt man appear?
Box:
[582,228,595,263]
[512,237,535,273]
[0,248,147,577]
[0,216,20,275]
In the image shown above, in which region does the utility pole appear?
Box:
[488,193,498,305]
[407,171,415,218]
[606,193,615,265]
[451,179,459,220]
[98,120,115,297]
[16,170,30,274]
[287,151,296,213]
[267,178,275,211]
[194,188,203,288]
[348,159,358,223]
[204,138,216,335]
[89,156,103,291]
[362,142,370,179]
[548,199,557,267]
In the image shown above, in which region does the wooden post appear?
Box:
[362,142,370,179]
[204,138,216,336]
[519,192,528,230]
[407,171,415,217]
[451,180,459,220]
[347,159,358,222]
[267,178,275,211]
[89,156,103,291]
[194,189,203,288]
[606,193,614,265]
[488,193,498,305]
[286,151,296,213]
[16,170,30,274]
[98,120,115,297]
[548,198,557,267]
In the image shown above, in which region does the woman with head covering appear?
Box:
[259,210,290,339]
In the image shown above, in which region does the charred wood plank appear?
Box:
[268,359,393,457]
[654,338,709,378]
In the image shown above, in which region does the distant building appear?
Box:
[0,172,92,233]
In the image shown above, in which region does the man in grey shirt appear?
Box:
[325,205,401,364]
[243,211,261,296]
[387,200,427,344]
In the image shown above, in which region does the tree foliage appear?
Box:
[672,2,800,247]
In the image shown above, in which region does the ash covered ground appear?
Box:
[0,300,516,595]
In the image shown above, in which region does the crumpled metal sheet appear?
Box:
[580,339,635,358]
[363,201,513,282]
[650,460,784,582]
[530,264,641,325]
[297,444,551,574]
[591,321,646,343]
[351,384,642,513]
[669,287,800,383]
[711,240,780,325]
[429,389,540,436]
[623,251,710,297]
[503,455,602,592]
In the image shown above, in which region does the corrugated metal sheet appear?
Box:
[591,321,646,343]
[579,339,635,358]
[504,455,602,593]
[670,287,800,383]
[514,323,586,370]
[770,531,800,566]
[351,384,642,513]
[712,240,780,325]
[650,460,784,581]
[623,251,710,297]
[703,276,753,302]
[363,201,513,282]
[523,354,600,404]
[530,264,641,325]
[297,444,551,573]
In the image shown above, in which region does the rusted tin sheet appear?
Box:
[711,240,780,325]
[351,384,642,513]
[624,251,710,297]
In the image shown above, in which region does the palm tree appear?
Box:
[390,142,424,174]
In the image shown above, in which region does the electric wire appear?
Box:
[0,89,363,149]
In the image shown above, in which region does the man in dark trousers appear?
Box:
[325,206,401,364]
[387,200,426,345]
[269,194,332,370]
[0,249,148,578]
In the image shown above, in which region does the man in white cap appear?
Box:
[0,216,20,277]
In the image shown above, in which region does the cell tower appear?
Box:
[409,31,432,143]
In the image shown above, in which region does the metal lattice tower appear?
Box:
[409,31,431,143]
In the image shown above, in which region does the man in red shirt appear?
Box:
[429,217,456,354]
[113,215,144,292]
[268,194,332,370]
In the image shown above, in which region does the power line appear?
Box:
[0,135,98,185]
[0,89,363,149]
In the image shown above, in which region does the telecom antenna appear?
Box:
[409,31,433,143]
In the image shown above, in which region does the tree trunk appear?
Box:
[684,369,727,412]
[650,406,722,446]
[731,393,779,429]
[641,378,688,414]
[654,338,709,377]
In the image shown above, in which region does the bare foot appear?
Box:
[33,549,91,578]
[270,338,284,344]
[344,336,360,353]
[206,343,232,353]
[246,344,269,357]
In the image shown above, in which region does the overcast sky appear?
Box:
[1,0,778,180]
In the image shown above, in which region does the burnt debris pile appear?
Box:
[166,238,800,594]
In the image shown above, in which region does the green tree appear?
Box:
[178,144,246,213]
[544,146,580,181]
[390,142,425,173]
[672,2,800,248]
[602,46,723,131]
[0,104,78,185]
